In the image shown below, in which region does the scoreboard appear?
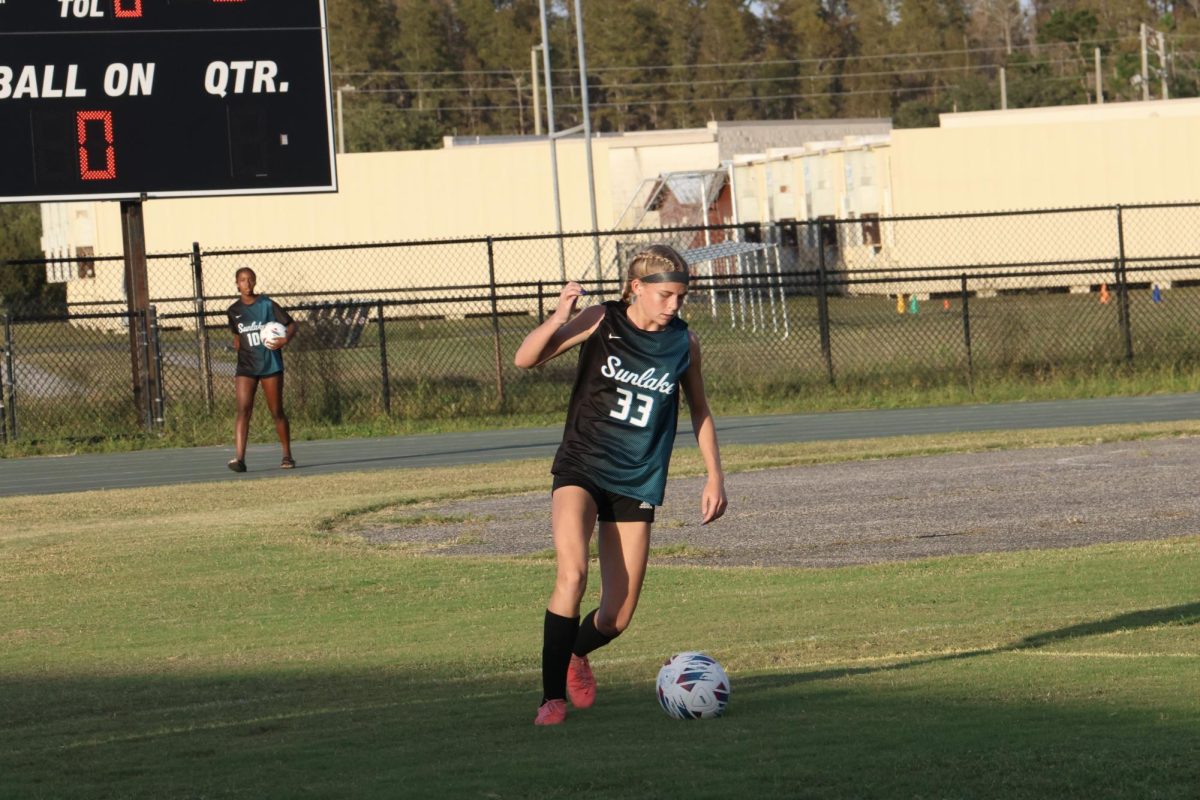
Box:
[0,0,337,202]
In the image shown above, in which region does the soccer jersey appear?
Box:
[226,295,293,377]
[552,300,692,507]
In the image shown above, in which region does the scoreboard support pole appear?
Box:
[120,199,160,432]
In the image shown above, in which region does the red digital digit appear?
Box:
[112,0,143,18]
[77,111,117,181]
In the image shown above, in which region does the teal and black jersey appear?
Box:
[552,300,692,507]
[227,295,293,377]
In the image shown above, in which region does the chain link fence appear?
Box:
[4,203,1200,444]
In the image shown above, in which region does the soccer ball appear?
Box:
[656,651,730,720]
[261,321,287,348]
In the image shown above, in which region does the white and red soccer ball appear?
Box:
[656,651,730,720]
[261,321,287,348]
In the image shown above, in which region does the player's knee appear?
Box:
[596,608,628,636]
[554,568,587,600]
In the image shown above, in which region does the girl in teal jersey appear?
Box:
[225,267,297,472]
[514,244,727,726]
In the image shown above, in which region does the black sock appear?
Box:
[541,609,579,703]
[572,608,618,657]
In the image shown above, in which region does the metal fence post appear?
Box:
[960,274,974,392]
[1115,205,1134,364]
[1,306,12,443]
[537,281,545,323]
[149,304,165,429]
[815,222,834,385]
[377,299,391,415]
[191,241,214,414]
[135,309,153,432]
[487,237,506,408]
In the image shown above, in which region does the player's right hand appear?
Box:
[551,282,586,324]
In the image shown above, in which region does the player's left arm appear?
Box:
[681,331,727,525]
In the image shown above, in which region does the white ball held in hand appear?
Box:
[261,321,287,349]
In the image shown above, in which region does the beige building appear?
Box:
[39,99,1200,308]
[728,97,1200,296]
[40,118,889,315]
[41,127,719,315]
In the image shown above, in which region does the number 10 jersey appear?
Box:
[552,300,692,507]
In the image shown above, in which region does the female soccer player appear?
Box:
[225,266,297,472]
[514,244,727,726]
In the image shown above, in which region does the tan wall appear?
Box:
[890,98,1200,214]
[605,132,719,224]
[79,141,604,254]
[723,100,1200,296]
[52,131,721,320]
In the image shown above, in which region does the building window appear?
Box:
[76,246,96,279]
[818,216,838,251]
[860,214,882,254]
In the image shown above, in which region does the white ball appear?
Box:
[656,651,730,720]
[261,321,287,347]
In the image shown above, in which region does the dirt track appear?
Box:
[357,437,1200,567]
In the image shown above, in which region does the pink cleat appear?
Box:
[534,698,567,726]
[566,654,596,709]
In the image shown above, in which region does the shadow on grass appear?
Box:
[2,604,1196,799]
[761,601,1200,687]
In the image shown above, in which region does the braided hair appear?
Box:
[621,244,689,303]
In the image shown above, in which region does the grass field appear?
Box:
[2,430,1198,798]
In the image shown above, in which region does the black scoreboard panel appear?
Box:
[0,0,336,202]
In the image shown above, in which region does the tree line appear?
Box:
[329,0,1200,152]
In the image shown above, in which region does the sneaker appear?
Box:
[227,459,246,473]
[533,698,567,726]
[566,654,596,709]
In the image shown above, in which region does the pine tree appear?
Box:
[695,0,762,122]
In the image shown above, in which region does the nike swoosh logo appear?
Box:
[608,333,621,339]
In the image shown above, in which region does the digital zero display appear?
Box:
[0,0,337,202]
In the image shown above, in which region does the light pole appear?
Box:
[537,0,566,282]
[571,0,602,288]
[336,84,356,154]
[531,45,542,136]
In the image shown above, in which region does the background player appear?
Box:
[513,244,728,726]
[226,267,297,472]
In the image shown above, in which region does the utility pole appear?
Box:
[537,0,566,282]
[999,67,1007,110]
[336,85,355,154]
[1157,30,1169,100]
[571,0,602,288]
[531,45,542,136]
[1140,23,1150,101]
[1095,48,1103,103]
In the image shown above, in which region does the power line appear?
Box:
[337,57,1098,98]
[352,79,1070,114]
[333,31,1200,80]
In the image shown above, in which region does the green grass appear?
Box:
[1,442,1198,798]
